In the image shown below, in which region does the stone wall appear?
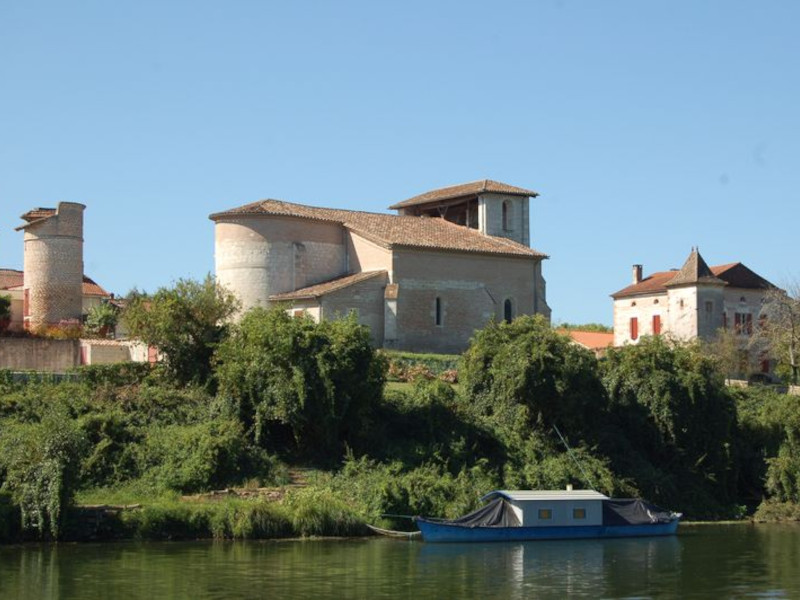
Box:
[215,216,346,315]
[392,248,542,354]
[0,338,80,372]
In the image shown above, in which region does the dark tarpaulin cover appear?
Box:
[430,498,521,528]
[602,499,675,526]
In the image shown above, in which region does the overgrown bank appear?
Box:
[1,307,799,543]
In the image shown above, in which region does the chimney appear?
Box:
[632,264,643,284]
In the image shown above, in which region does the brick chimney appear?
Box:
[632,264,643,284]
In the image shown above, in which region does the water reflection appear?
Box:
[0,525,798,599]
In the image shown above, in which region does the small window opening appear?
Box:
[502,200,512,231]
[504,299,514,324]
[435,297,443,327]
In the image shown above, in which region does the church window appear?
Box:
[435,297,443,327]
[630,317,639,340]
[504,299,514,323]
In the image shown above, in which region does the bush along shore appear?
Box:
[1,305,800,543]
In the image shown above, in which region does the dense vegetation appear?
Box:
[1,283,799,542]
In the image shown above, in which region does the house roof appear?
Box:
[612,253,775,299]
[712,262,775,290]
[210,199,547,258]
[269,270,387,301]
[559,330,614,351]
[0,269,110,297]
[388,179,539,210]
[0,268,24,290]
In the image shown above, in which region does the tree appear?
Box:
[0,404,87,539]
[459,315,607,443]
[122,276,239,385]
[85,301,120,338]
[214,307,386,462]
[602,336,738,516]
[752,282,800,385]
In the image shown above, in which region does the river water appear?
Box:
[1,524,799,599]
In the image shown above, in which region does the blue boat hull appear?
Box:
[415,518,680,543]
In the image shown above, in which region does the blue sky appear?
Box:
[1,1,797,325]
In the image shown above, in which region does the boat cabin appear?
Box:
[483,490,609,528]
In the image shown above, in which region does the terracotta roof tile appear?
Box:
[559,330,614,350]
[20,208,56,222]
[0,268,109,297]
[269,270,387,301]
[664,249,725,287]
[211,199,547,258]
[612,259,774,299]
[389,179,538,210]
[0,269,23,290]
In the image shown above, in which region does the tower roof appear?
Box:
[388,179,538,210]
[664,248,726,287]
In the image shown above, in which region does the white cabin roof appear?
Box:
[481,490,610,502]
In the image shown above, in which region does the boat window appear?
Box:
[573,508,586,520]
[538,509,552,520]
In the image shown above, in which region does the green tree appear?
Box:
[0,404,88,538]
[460,315,607,443]
[0,294,11,332]
[122,276,239,385]
[602,337,738,516]
[214,307,386,462]
[752,283,800,384]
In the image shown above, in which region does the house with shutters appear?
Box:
[610,248,776,357]
[210,179,551,354]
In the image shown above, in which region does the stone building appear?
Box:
[611,248,775,350]
[210,179,550,354]
[0,202,111,332]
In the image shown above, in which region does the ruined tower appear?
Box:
[15,202,85,330]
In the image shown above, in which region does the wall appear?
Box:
[391,248,541,354]
[0,338,80,372]
[215,216,346,316]
[346,233,392,274]
[478,193,530,246]
[613,293,667,346]
[321,273,388,347]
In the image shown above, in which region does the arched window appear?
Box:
[435,296,443,327]
[504,299,514,324]
[502,200,512,231]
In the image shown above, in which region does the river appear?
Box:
[1,524,799,599]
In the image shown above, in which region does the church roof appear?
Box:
[210,199,547,259]
[269,270,387,301]
[388,179,538,210]
[611,252,775,299]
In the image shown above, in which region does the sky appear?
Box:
[1,1,798,326]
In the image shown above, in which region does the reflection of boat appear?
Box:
[414,490,681,543]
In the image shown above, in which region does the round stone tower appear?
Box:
[16,202,85,330]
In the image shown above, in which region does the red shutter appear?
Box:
[652,315,661,335]
[630,317,638,340]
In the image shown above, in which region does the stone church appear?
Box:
[210,179,550,354]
